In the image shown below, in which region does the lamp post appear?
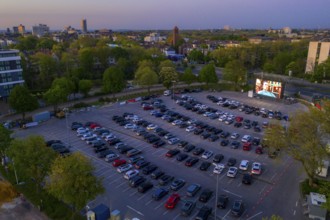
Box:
[12,159,19,185]
[64,108,70,147]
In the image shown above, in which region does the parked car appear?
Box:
[199,162,211,171]
[180,201,196,216]
[112,159,126,167]
[227,167,238,178]
[251,162,262,175]
[199,189,213,203]
[150,170,165,179]
[165,193,180,209]
[124,169,139,180]
[242,173,252,185]
[227,158,237,166]
[117,164,133,173]
[239,160,249,170]
[231,200,245,217]
[176,153,188,162]
[213,164,225,174]
[142,164,158,175]
[201,150,213,159]
[166,149,180,157]
[170,178,186,191]
[137,181,154,193]
[217,194,229,209]
[159,175,174,186]
[185,157,199,167]
[213,154,224,163]
[192,147,205,155]
[129,176,146,188]
[195,206,212,220]
[186,183,201,197]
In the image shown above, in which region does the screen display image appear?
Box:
[255,78,283,99]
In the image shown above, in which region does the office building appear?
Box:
[32,24,50,37]
[0,50,24,98]
[305,41,330,73]
[81,19,87,33]
[172,26,179,47]
[18,24,25,34]
[12,26,19,34]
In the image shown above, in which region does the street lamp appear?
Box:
[213,163,220,220]
[12,159,19,185]
[63,108,71,148]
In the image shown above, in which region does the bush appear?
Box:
[72,102,90,109]
[0,180,18,205]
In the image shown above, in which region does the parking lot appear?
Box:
[13,91,307,220]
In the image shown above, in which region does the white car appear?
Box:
[218,115,227,122]
[77,130,90,137]
[251,162,262,175]
[81,133,96,140]
[186,126,196,132]
[213,164,225,174]
[124,169,139,180]
[230,133,240,139]
[117,164,133,173]
[105,134,116,141]
[241,135,252,143]
[202,150,213,159]
[147,124,158,130]
[227,167,238,178]
[86,137,101,144]
[172,120,183,126]
[239,160,249,171]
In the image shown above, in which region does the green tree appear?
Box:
[78,48,94,78]
[7,135,57,191]
[264,109,328,186]
[223,60,247,88]
[159,67,179,89]
[46,152,105,212]
[44,77,74,112]
[32,52,59,89]
[181,67,196,85]
[188,49,204,64]
[134,67,159,94]
[8,85,39,120]
[0,125,12,160]
[199,64,218,86]
[15,36,38,51]
[102,67,126,96]
[158,60,175,72]
[78,79,93,97]
[37,38,56,50]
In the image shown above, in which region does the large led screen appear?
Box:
[255,78,283,99]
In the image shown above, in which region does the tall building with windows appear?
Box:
[81,19,87,33]
[0,50,24,98]
[305,41,330,73]
[32,24,50,37]
[18,24,25,34]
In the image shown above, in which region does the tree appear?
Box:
[181,67,196,86]
[7,135,57,191]
[78,48,94,78]
[134,67,159,94]
[8,85,39,120]
[158,60,175,72]
[159,67,179,89]
[0,125,12,160]
[223,60,247,88]
[78,79,93,97]
[199,64,218,86]
[44,77,74,112]
[46,152,104,212]
[102,66,126,96]
[264,108,328,186]
[188,49,204,64]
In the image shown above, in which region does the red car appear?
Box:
[143,105,154,110]
[255,146,263,154]
[112,159,126,167]
[90,123,101,129]
[165,193,180,209]
[235,116,243,122]
[243,142,252,151]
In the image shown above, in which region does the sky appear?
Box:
[1,0,330,30]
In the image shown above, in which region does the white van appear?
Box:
[104,154,119,162]
[163,90,172,96]
[124,169,139,180]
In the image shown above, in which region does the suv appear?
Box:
[217,194,229,209]
[150,170,165,179]
[137,181,153,193]
[199,189,213,203]
[195,206,212,220]
[129,176,146,188]
[180,201,196,216]
[152,188,169,200]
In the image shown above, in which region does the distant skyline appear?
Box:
[1,0,330,30]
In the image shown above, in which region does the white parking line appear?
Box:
[259,185,267,195]
[173,213,181,220]
[122,186,132,192]
[223,189,242,198]
[108,178,120,185]
[145,199,154,206]
[129,190,139,197]
[162,210,169,215]
[115,181,128,189]
[246,211,262,220]
[154,200,167,210]
[222,209,231,219]
[126,205,145,216]
[237,182,242,187]
[137,192,149,201]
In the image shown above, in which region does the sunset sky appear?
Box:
[1,0,329,30]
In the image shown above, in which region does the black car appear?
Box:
[94,145,108,153]
[199,162,211,171]
[227,158,237,166]
[92,141,106,148]
[234,122,242,128]
[242,173,252,185]
[152,188,169,200]
[153,140,166,148]
[200,132,211,139]
[231,200,245,217]
[213,128,222,134]
[159,175,174,185]
[213,154,224,163]
[252,137,261,146]
[108,138,121,145]
[134,160,150,169]
[137,181,153,193]
[142,164,158,175]
[192,147,205,155]
[46,140,63,147]
[208,135,219,142]
[185,157,199,167]
[194,128,203,135]
[183,144,195,152]
[178,140,188,147]
[220,139,229,146]
[231,141,240,149]
[176,153,188,162]
[118,146,133,154]
[217,195,229,209]
[129,176,146,188]
[195,206,212,220]
[170,178,186,191]
[180,201,196,216]
[150,170,165,179]
[71,122,83,130]
[166,149,180,157]
[97,149,113,158]
[254,126,262,132]
[220,131,230,138]
[199,189,213,203]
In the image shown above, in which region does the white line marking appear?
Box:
[115,181,127,188]
[223,189,242,198]
[162,210,169,215]
[145,199,153,206]
[246,211,263,220]
[126,205,144,216]
[293,210,296,215]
